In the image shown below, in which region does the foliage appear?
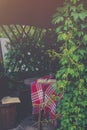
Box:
[0,63,4,78]
[52,0,87,129]
[4,29,59,80]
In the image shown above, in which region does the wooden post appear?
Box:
[38,110,42,130]
[0,40,3,64]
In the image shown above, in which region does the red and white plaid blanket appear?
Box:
[44,84,57,119]
[31,75,61,120]
[31,81,44,114]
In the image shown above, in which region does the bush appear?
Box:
[52,0,87,129]
[4,30,59,80]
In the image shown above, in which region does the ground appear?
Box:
[10,114,56,130]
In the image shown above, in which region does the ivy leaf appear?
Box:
[56,26,62,33]
[71,12,79,21]
[78,64,84,71]
[83,34,87,44]
[70,6,77,12]
[79,11,87,20]
[57,33,63,41]
[80,101,87,107]
[67,68,75,76]
[71,0,79,4]
[71,54,79,62]
[77,49,86,57]
[78,31,83,37]
[52,16,64,24]
[81,24,87,29]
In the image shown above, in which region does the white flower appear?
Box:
[25,68,28,71]
[21,64,26,70]
[19,60,22,63]
[8,69,11,72]
[27,52,31,55]
[36,68,39,71]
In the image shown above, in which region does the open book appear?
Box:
[1,96,21,104]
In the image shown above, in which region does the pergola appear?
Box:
[0,0,64,62]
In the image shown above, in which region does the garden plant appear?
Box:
[49,0,87,129]
[4,28,59,81]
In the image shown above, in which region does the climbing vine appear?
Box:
[51,0,87,129]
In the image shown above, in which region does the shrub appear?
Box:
[52,0,87,129]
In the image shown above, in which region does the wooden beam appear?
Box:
[8,25,18,41]
[14,25,22,36]
[20,25,29,39]
[26,26,32,35]
[0,41,3,64]
[37,29,43,42]
[0,25,14,45]
[14,25,27,39]
[32,27,37,39]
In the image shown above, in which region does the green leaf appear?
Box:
[79,12,87,20]
[77,49,86,57]
[78,31,84,37]
[71,12,79,21]
[56,26,62,33]
[83,34,87,43]
[71,54,79,62]
[70,6,77,12]
[67,68,75,75]
[52,16,64,24]
[81,24,87,29]
[57,33,63,41]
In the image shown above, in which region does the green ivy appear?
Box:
[52,0,87,129]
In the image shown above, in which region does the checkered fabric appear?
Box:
[44,84,57,119]
[31,81,44,114]
[31,74,60,120]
